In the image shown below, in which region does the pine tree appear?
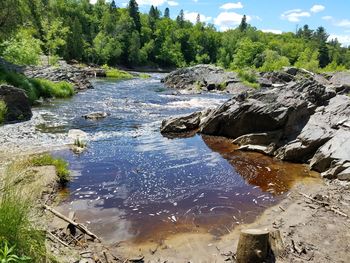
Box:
[239,15,248,32]
[128,0,141,32]
[318,41,330,68]
[196,13,200,24]
[164,7,170,18]
[176,9,185,28]
[110,0,117,10]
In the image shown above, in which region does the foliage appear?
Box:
[0,29,42,65]
[0,100,7,124]
[0,171,46,262]
[259,49,290,72]
[28,154,70,184]
[104,67,133,80]
[237,68,260,89]
[0,69,74,103]
[0,241,31,262]
[0,0,349,71]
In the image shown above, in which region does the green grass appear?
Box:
[28,154,70,184]
[0,167,46,262]
[0,100,7,124]
[74,138,87,148]
[0,68,74,103]
[236,68,260,89]
[105,69,133,80]
[242,80,260,89]
[139,73,151,79]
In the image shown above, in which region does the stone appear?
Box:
[82,112,109,120]
[0,84,32,122]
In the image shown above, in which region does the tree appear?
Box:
[164,7,170,18]
[313,26,329,43]
[110,0,117,10]
[128,0,141,32]
[176,9,185,28]
[196,14,200,24]
[259,50,290,72]
[295,48,319,72]
[66,18,84,61]
[318,41,330,68]
[239,15,248,32]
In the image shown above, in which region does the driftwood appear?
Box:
[269,230,285,258]
[43,204,101,242]
[299,192,348,218]
[47,231,69,247]
[236,229,269,263]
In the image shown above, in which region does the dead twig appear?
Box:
[47,231,70,247]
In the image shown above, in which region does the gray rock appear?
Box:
[0,84,32,122]
[161,111,202,134]
[83,112,109,120]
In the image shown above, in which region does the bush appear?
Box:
[259,50,290,72]
[0,100,7,124]
[0,29,42,66]
[139,73,151,79]
[106,69,133,80]
[237,68,258,83]
[29,154,70,184]
[0,69,74,103]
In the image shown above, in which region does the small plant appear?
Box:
[30,78,74,98]
[218,81,228,91]
[242,80,260,89]
[28,154,70,184]
[0,241,31,262]
[74,138,87,148]
[0,100,7,124]
[237,68,260,89]
[105,67,133,80]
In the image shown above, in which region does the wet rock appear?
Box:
[161,111,202,134]
[68,129,88,141]
[0,84,32,122]
[83,112,109,120]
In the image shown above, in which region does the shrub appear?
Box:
[139,73,151,79]
[0,100,7,124]
[237,68,258,83]
[259,50,290,72]
[106,68,133,80]
[29,154,70,184]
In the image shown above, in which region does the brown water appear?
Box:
[39,76,318,244]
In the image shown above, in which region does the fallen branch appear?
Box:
[43,204,101,242]
[47,231,69,247]
[298,192,348,218]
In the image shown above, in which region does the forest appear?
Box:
[1,0,350,72]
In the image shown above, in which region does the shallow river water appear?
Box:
[36,75,316,244]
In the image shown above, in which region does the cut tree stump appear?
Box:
[236,229,269,263]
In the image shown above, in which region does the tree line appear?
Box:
[0,0,349,72]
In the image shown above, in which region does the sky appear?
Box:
[91,0,350,46]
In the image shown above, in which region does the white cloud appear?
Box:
[214,12,251,31]
[262,29,282,34]
[184,11,212,24]
[335,19,350,28]
[328,34,350,47]
[322,16,333,21]
[281,9,311,22]
[310,5,325,13]
[167,0,178,6]
[220,2,243,10]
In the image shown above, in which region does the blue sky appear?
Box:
[91,0,350,46]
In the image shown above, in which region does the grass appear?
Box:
[218,81,228,91]
[236,68,260,89]
[105,68,133,80]
[0,68,74,103]
[74,138,87,148]
[0,164,46,262]
[0,100,7,124]
[139,73,151,79]
[28,154,70,184]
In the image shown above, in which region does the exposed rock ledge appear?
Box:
[161,65,350,181]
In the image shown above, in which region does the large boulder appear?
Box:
[161,64,251,94]
[0,84,32,122]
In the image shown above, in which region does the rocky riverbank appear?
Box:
[161,65,350,181]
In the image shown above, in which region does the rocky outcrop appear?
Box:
[161,64,253,94]
[24,61,105,91]
[0,84,32,122]
[161,67,350,180]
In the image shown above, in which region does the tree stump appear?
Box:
[236,229,269,263]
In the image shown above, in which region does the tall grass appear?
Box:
[237,68,260,89]
[0,100,7,124]
[28,154,70,184]
[0,164,46,262]
[0,68,74,103]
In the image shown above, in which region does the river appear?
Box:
[33,75,316,244]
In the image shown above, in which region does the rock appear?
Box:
[0,84,32,122]
[68,129,88,141]
[337,167,350,181]
[82,112,109,120]
[161,64,250,94]
[310,130,350,173]
[239,144,276,155]
[160,111,202,134]
[329,72,350,86]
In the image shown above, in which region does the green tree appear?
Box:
[128,0,141,32]
[176,9,185,28]
[239,15,248,32]
[259,50,290,72]
[318,41,330,68]
[164,7,170,18]
[295,48,319,72]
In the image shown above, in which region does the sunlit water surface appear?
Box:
[36,75,316,243]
